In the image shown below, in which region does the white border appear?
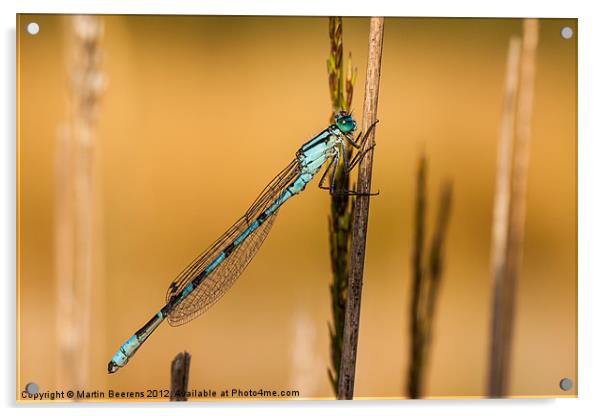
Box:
[3,1,601,415]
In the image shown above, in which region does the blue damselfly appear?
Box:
[108,112,377,373]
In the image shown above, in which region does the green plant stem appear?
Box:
[326,16,356,396]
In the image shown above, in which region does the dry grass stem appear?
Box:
[55,15,104,392]
[338,16,385,400]
[488,36,522,397]
[488,19,539,397]
[407,156,453,398]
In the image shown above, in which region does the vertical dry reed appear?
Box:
[55,15,104,392]
[488,19,539,397]
[407,156,453,399]
[338,16,385,400]
[326,16,357,396]
[488,36,522,397]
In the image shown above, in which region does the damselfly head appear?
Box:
[334,111,357,133]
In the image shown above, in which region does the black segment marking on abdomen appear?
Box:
[166,187,288,316]
[257,212,268,225]
[223,242,235,256]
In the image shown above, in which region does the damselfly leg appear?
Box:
[318,148,380,197]
[318,151,339,194]
[345,143,376,174]
[344,120,379,149]
[318,120,380,197]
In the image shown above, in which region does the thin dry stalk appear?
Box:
[488,19,539,397]
[326,16,358,396]
[425,181,453,330]
[170,352,191,401]
[337,16,385,400]
[407,156,453,399]
[407,156,427,398]
[55,15,104,392]
[488,36,522,397]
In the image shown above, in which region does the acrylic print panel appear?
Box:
[16,14,577,402]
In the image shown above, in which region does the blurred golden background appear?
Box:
[17,15,576,399]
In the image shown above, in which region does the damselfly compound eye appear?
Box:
[335,114,356,133]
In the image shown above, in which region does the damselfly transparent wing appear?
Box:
[168,212,278,326]
[165,159,299,326]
